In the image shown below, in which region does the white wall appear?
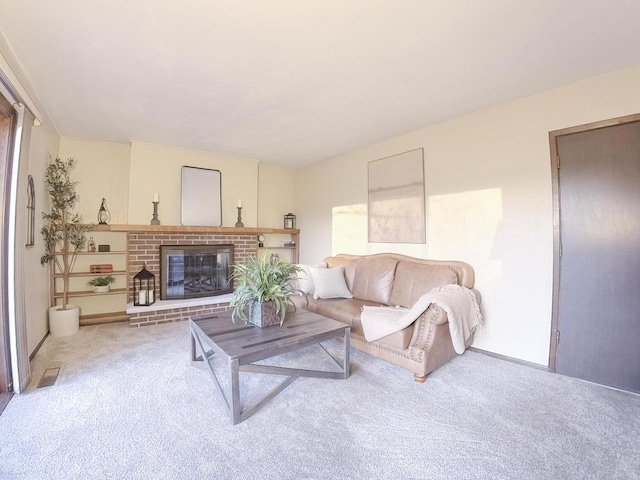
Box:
[128,142,259,227]
[58,139,295,229]
[58,138,131,225]
[0,33,61,356]
[258,164,294,228]
[25,121,60,355]
[294,64,640,366]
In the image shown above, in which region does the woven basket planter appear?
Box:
[249,300,281,328]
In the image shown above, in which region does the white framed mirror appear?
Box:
[181,166,222,226]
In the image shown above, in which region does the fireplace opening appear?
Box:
[160,244,233,300]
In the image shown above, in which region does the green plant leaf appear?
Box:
[229,251,303,325]
[40,156,94,310]
[87,275,116,287]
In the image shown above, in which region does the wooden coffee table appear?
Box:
[189,309,350,425]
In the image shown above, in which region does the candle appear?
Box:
[237,200,243,208]
[148,290,154,303]
[153,193,159,203]
[138,290,147,304]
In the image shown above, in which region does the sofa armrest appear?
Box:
[409,304,448,349]
[431,304,448,326]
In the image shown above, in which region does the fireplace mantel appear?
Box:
[96,224,299,235]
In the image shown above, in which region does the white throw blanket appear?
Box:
[360,284,483,354]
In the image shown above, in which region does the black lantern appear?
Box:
[133,265,156,306]
[98,198,111,225]
[284,212,296,229]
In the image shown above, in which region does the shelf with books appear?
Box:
[50,230,129,324]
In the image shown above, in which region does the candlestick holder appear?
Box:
[151,201,161,225]
[235,206,244,228]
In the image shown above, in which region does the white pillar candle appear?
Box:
[138,290,147,304]
[153,193,159,202]
[148,290,154,303]
[237,200,243,208]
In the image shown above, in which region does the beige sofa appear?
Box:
[291,253,476,382]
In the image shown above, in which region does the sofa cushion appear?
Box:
[313,298,414,351]
[351,317,415,351]
[291,263,326,295]
[325,257,356,290]
[310,266,353,300]
[346,256,398,305]
[314,298,379,324]
[389,261,458,307]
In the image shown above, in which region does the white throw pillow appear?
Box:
[310,265,353,300]
[292,263,326,295]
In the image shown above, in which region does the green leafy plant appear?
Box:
[40,156,93,310]
[87,275,116,287]
[230,252,306,325]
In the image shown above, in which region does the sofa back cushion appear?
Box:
[389,261,458,307]
[325,256,356,289]
[346,256,398,305]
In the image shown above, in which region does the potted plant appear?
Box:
[87,275,116,293]
[40,156,92,337]
[230,252,306,327]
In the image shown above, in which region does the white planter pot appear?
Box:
[48,305,80,337]
[92,285,110,293]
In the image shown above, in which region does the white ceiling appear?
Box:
[1,1,640,169]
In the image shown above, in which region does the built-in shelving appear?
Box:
[51,230,128,323]
[54,270,127,278]
[53,288,127,299]
[62,251,127,255]
[80,311,131,326]
[257,231,300,263]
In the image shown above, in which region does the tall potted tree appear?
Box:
[40,157,92,337]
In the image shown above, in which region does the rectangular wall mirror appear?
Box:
[181,166,222,226]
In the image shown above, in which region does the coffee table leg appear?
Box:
[230,359,242,425]
[190,329,198,362]
[343,327,350,379]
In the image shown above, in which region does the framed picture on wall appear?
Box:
[368,148,426,243]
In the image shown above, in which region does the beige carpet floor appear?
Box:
[0,321,639,480]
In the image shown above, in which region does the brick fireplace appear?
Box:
[126,231,257,326]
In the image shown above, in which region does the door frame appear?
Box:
[0,93,17,397]
[548,112,640,371]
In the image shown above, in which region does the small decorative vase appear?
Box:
[249,300,281,328]
[92,285,110,293]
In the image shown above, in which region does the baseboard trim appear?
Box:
[468,348,640,396]
[467,347,549,371]
[29,332,49,361]
[0,392,13,415]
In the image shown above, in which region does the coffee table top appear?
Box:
[190,309,348,363]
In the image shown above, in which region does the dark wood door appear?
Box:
[555,120,640,393]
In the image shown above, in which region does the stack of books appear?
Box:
[90,264,113,273]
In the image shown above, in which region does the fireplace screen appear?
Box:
[160,244,233,300]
